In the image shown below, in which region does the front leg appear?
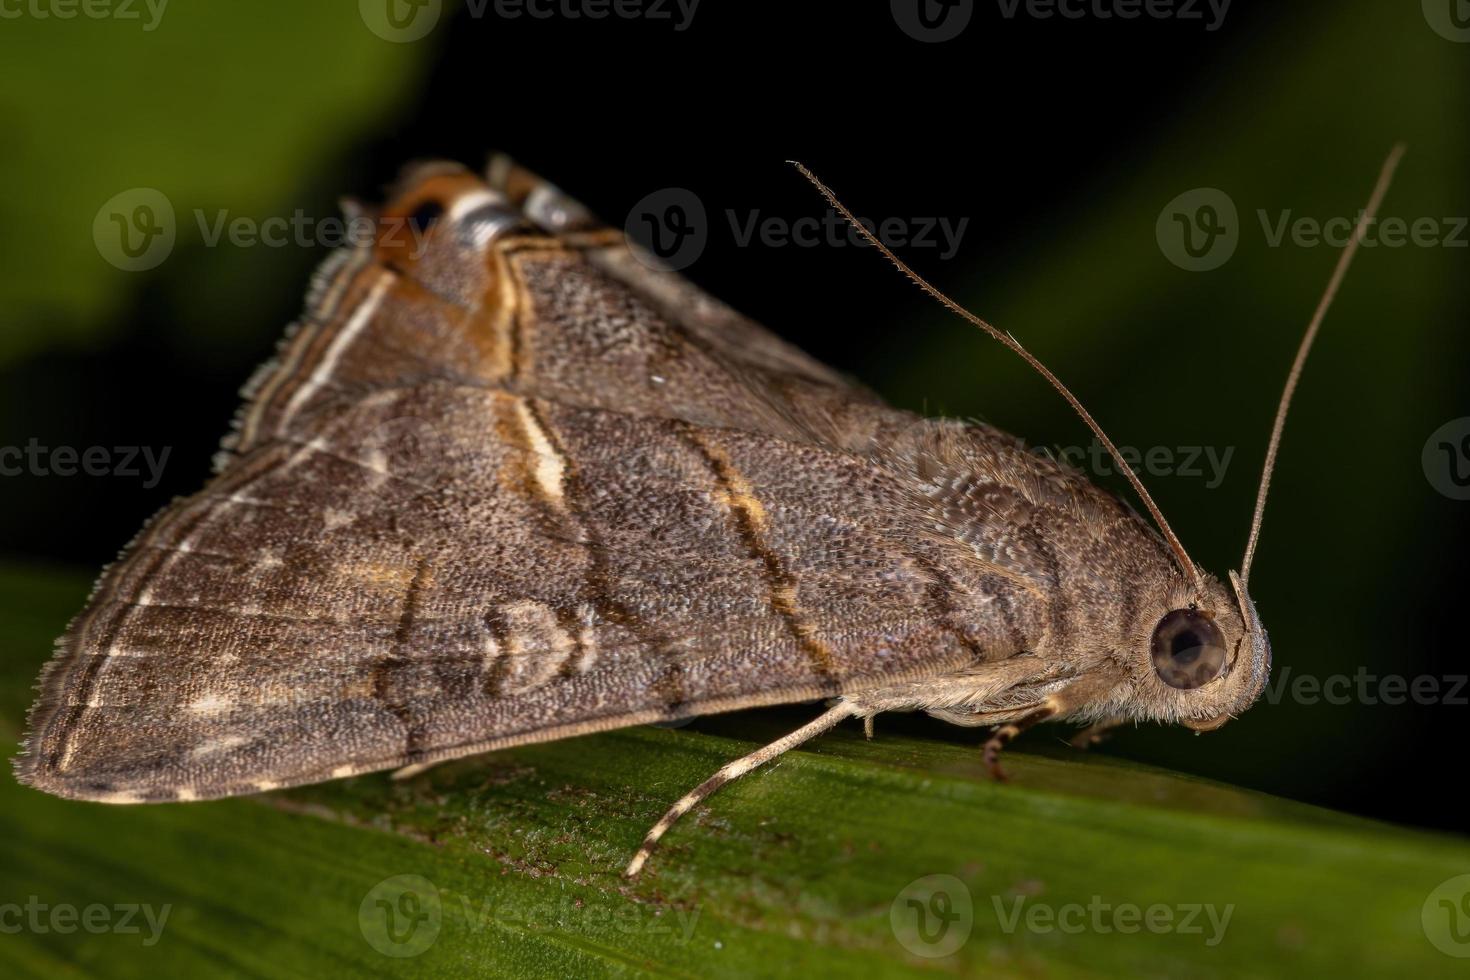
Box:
[925,700,1061,779]
[1070,716,1128,750]
[981,703,1057,781]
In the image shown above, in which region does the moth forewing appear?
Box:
[15,147,1402,879]
[14,160,1005,805]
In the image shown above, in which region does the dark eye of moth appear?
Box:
[407,200,445,234]
[1150,609,1227,690]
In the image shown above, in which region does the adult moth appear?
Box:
[15,148,1402,877]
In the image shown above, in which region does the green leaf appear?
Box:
[1,562,1466,977]
[0,2,429,367]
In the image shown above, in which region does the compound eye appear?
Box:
[1150,609,1227,690]
[407,199,445,235]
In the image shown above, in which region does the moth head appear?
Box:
[372,162,527,276]
[1138,570,1271,731]
[373,158,594,274]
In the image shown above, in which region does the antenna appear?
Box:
[1239,144,1405,586]
[791,161,1205,594]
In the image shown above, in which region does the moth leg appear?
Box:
[983,704,1057,782]
[623,703,855,878]
[389,761,440,781]
[1070,717,1127,750]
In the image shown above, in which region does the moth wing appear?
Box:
[15,164,1012,803]
[231,159,899,460]
[486,153,868,394]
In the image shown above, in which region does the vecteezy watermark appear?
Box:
[889,875,1233,956]
[94,188,177,272]
[486,0,700,30]
[890,874,974,958]
[358,874,703,958]
[1424,874,1470,957]
[1050,440,1234,489]
[726,210,969,260]
[1423,417,1470,501]
[891,0,975,42]
[994,0,1230,31]
[367,416,434,477]
[1156,188,1239,271]
[895,417,1235,488]
[0,0,167,30]
[192,208,429,257]
[1422,0,1470,43]
[625,187,708,270]
[0,440,171,489]
[891,0,1228,41]
[93,188,431,272]
[0,897,171,946]
[359,875,442,958]
[1257,211,1468,250]
[359,0,443,42]
[460,894,703,943]
[360,0,699,42]
[624,187,970,271]
[1157,187,1468,271]
[1262,666,1469,707]
[992,894,1233,946]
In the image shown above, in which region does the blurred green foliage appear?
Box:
[0,2,425,364]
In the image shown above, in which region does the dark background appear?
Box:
[1,1,1465,832]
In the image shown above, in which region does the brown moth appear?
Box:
[15,148,1402,877]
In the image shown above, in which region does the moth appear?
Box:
[15,148,1401,877]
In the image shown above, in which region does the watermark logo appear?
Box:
[995,0,1230,31]
[993,894,1233,946]
[1052,440,1234,489]
[489,0,701,30]
[193,208,428,257]
[359,875,442,958]
[0,440,171,488]
[894,0,1229,38]
[1424,874,1470,957]
[93,188,175,272]
[1262,666,1468,707]
[727,209,969,259]
[357,873,702,953]
[0,0,168,30]
[0,897,171,946]
[890,874,974,958]
[1156,187,1238,271]
[891,0,974,42]
[361,0,699,39]
[625,187,970,271]
[359,0,442,42]
[899,418,1233,488]
[625,187,709,270]
[367,416,433,477]
[1423,417,1470,500]
[94,190,433,273]
[1259,212,1467,250]
[1159,188,1466,270]
[1423,0,1470,42]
